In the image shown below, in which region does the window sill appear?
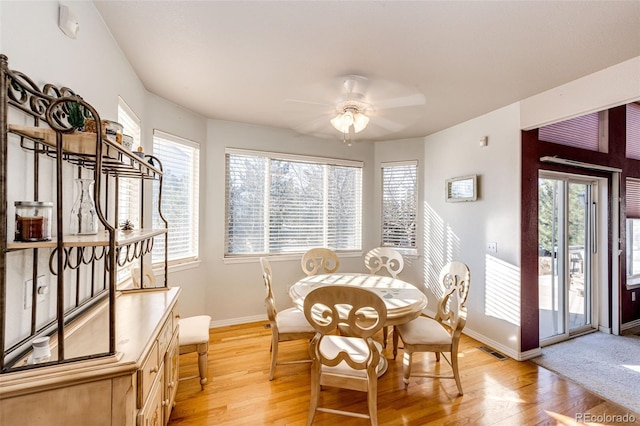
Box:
[390,247,419,258]
[153,258,201,273]
[224,251,363,264]
[626,276,640,290]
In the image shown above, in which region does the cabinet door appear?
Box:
[138,367,164,426]
[164,331,180,424]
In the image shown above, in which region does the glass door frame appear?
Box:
[539,170,602,346]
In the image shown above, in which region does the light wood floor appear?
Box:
[168,322,640,425]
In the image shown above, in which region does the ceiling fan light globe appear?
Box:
[330,111,354,133]
[352,113,369,133]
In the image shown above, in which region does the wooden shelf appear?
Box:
[8,124,162,179]
[7,228,166,250]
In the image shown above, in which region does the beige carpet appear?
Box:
[532,332,640,413]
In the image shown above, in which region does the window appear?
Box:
[152,130,200,264]
[117,98,142,227]
[381,161,417,249]
[117,98,141,282]
[225,149,362,256]
[626,178,640,286]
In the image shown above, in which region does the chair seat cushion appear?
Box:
[179,315,211,346]
[397,316,452,346]
[276,308,315,334]
[319,336,385,377]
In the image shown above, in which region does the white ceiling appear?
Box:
[93,1,640,142]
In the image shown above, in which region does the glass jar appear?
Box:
[30,336,51,364]
[70,178,98,235]
[104,120,123,144]
[14,201,53,242]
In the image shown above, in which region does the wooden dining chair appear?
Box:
[364,246,404,278]
[260,257,316,380]
[364,247,405,348]
[393,261,470,395]
[301,247,340,276]
[303,285,387,426]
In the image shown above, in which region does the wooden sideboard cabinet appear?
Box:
[0,287,181,426]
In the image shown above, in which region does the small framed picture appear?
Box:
[445,175,477,202]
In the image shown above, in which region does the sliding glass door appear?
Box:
[539,173,596,343]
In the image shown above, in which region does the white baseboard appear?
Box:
[598,325,612,334]
[210,314,267,328]
[463,328,541,361]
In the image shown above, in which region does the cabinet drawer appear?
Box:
[157,316,172,356]
[137,366,164,426]
[164,332,180,423]
[171,305,180,332]
[138,340,160,408]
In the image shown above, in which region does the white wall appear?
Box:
[422,104,523,357]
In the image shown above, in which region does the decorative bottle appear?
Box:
[70,178,98,235]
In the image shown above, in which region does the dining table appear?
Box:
[288,272,428,375]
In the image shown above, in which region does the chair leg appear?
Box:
[402,350,413,389]
[451,350,463,395]
[196,342,208,390]
[306,362,320,426]
[392,327,399,360]
[382,326,388,349]
[367,371,379,426]
[269,333,278,381]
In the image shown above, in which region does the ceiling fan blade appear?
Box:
[369,115,405,133]
[283,98,335,109]
[292,115,335,137]
[374,93,426,110]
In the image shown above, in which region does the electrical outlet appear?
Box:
[633,292,636,302]
[487,241,497,253]
[23,276,47,309]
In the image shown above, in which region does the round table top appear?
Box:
[289,273,427,326]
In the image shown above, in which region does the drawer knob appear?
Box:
[150,366,159,374]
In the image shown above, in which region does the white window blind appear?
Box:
[117,98,141,282]
[225,149,362,256]
[382,161,417,248]
[152,130,200,264]
[539,112,600,151]
[117,98,141,227]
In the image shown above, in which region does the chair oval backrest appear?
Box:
[364,247,404,278]
[301,248,340,276]
[303,285,387,339]
[435,261,470,334]
[260,257,278,324]
[304,285,386,372]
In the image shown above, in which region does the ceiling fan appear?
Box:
[283,74,426,144]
